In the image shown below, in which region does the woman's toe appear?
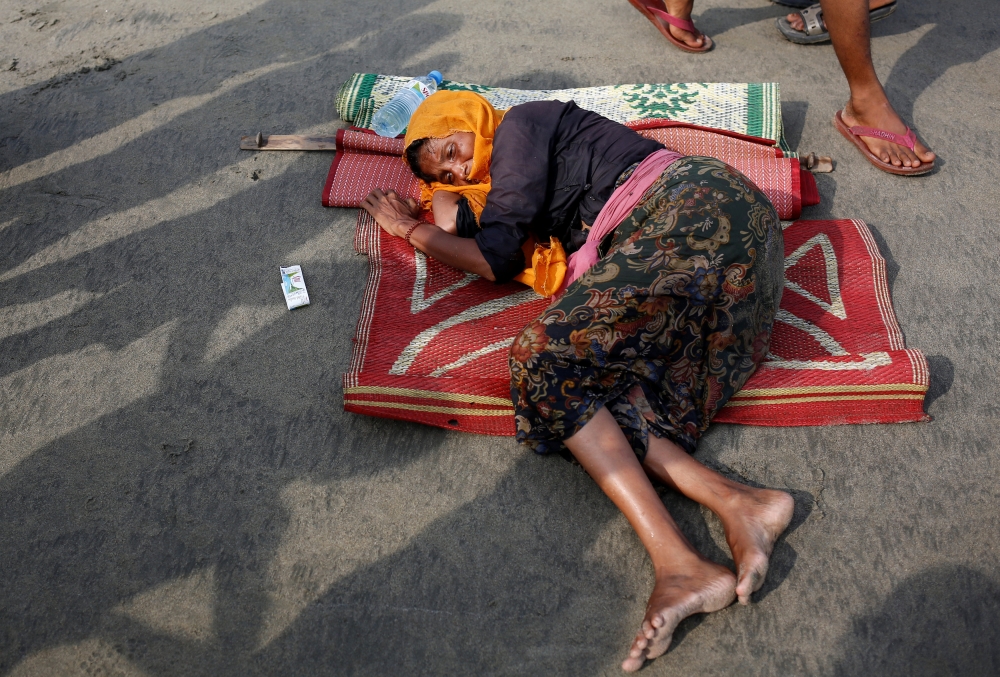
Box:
[622,655,645,672]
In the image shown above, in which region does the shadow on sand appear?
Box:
[832,565,1000,676]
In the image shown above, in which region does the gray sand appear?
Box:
[1,1,999,674]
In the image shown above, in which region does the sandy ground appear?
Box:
[1,0,999,674]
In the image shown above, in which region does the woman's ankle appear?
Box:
[652,551,715,575]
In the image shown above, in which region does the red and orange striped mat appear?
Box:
[323,121,924,432]
[341,213,929,434]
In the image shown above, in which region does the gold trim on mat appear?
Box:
[344,386,511,406]
[345,399,514,416]
[734,383,928,398]
[724,394,925,407]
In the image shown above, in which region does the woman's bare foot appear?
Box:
[839,99,936,169]
[714,486,795,605]
[639,434,796,606]
[621,558,736,672]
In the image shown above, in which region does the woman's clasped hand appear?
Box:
[360,188,420,238]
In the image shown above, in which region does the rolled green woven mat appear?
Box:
[335,73,789,151]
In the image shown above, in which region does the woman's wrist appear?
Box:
[403,221,423,245]
[390,217,418,239]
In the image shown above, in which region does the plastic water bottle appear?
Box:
[371,71,443,137]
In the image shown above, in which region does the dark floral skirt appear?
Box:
[509,156,784,458]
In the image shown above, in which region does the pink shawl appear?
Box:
[559,149,683,293]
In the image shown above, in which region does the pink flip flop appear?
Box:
[628,0,714,53]
[833,110,934,176]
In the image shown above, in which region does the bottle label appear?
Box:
[406,79,434,100]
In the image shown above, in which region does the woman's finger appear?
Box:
[363,190,382,207]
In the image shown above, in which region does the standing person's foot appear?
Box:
[777,0,896,44]
[836,100,936,174]
[785,0,896,32]
[712,485,795,605]
[628,0,714,52]
[621,558,735,672]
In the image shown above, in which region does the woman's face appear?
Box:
[418,132,477,185]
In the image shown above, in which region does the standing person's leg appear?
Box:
[640,434,795,605]
[563,407,736,673]
[792,0,935,170]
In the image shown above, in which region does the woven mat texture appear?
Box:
[342,217,929,433]
[336,73,789,151]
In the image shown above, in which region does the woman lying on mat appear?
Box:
[361,91,794,672]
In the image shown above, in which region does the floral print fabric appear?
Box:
[510,157,784,458]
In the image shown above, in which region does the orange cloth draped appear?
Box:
[403,90,567,296]
[513,237,568,297]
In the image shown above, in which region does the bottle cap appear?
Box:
[428,70,443,85]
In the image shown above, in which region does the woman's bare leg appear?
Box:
[564,407,736,672]
[641,434,794,605]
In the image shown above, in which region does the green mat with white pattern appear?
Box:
[335,73,791,153]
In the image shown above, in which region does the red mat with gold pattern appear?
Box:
[342,215,929,434]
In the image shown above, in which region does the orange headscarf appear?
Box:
[403,91,505,219]
[402,90,566,296]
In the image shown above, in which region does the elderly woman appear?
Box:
[362,91,794,672]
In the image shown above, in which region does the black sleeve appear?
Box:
[454,197,479,238]
[474,103,562,283]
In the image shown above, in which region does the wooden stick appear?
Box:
[240,134,337,151]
